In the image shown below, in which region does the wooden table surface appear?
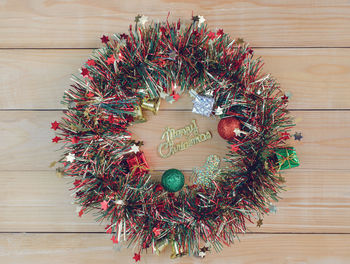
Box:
[1,1,350,263]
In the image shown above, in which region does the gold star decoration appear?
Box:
[234,128,247,137]
[215,106,223,115]
[277,175,286,183]
[192,15,199,22]
[56,167,64,178]
[129,144,140,154]
[236,38,245,45]
[130,140,144,147]
[200,246,210,252]
[159,91,168,99]
[139,15,148,27]
[84,108,91,118]
[134,14,142,23]
[256,218,263,227]
[198,15,206,27]
[293,132,303,141]
[66,153,76,163]
[198,251,206,258]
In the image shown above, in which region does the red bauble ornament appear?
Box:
[217,117,241,140]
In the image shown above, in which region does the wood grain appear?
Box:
[1,233,350,264]
[1,0,350,48]
[1,48,350,109]
[0,110,349,171]
[1,1,350,262]
[1,169,349,233]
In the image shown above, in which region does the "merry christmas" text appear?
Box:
[158,120,212,158]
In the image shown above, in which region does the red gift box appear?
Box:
[126,152,149,175]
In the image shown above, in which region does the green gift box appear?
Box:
[275,147,300,170]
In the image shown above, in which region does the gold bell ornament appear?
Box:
[155,238,169,255]
[132,104,147,123]
[141,97,161,114]
[170,239,187,259]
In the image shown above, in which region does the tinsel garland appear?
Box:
[51,14,296,260]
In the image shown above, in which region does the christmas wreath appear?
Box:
[51,14,299,260]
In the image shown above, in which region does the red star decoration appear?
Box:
[281,95,289,101]
[120,33,128,39]
[105,225,112,234]
[71,136,80,144]
[101,35,109,44]
[51,121,60,130]
[217,29,224,36]
[281,132,290,139]
[101,200,109,211]
[208,31,216,40]
[86,91,94,97]
[155,184,163,192]
[52,136,61,143]
[78,208,84,217]
[247,47,254,55]
[111,235,118,244]
[106,55,115,65]
[81,67,89,78]
[73,179,82,187]
[152,227,161,236]
[172,93,180,101]
[133,253,141,262]
[86,59,96,66]
[108,115,115,123]
[231,145,239,152]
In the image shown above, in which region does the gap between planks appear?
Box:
[1,231,350,234]
[2,48,350,109]
[2,233,350,263]
[1,47,350,50]
[1,109,350,111]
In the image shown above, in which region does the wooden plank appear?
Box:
[0,170,104,233]
[0,110,349,171]
[0,169,349,233]
[1,1,350,48]
[1,233,350,263]
[1,48,350,109]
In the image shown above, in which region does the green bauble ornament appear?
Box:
[161,169,184,192]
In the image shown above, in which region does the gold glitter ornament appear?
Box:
[192,155,221,186]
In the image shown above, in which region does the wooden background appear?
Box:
[1,1,350,263]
